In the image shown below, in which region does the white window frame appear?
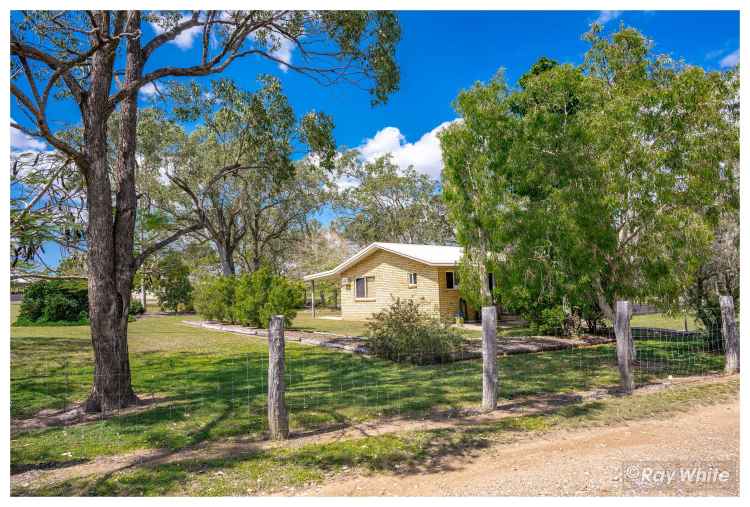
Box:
[446,271,458,290]
[408,272,418,286]
[354,276,375,300]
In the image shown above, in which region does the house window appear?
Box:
[408,272,418,286]
[355,276,375,299]
[446,271,459,289]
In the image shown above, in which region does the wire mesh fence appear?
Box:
[10,305,734,465]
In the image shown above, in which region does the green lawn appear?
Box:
[11,304,724,472]
[13,378,738,496]
[291,308,370,336]
[630,312,701,331]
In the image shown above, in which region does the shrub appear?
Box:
[18,279,89,324]
[233,267,305,328]
[366,298,464,365]
[193,276,237,322]
[128,300,145,316]
[151,251,193,313]
[193,268,304,328]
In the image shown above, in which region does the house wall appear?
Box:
[339,250,444,320]
[435,267,480,321]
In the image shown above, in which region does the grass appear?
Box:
[291,308,370,336]
[10,303,725,473]
[12,377,738,496]
[630,312,700,331]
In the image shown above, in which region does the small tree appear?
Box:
[367,298,464,365]
[233,267,304,327]
[151,251,193,312]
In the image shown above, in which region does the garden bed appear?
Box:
[182,320,615,359]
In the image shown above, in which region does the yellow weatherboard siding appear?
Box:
[340,249,447,320]
[337,249,479,322]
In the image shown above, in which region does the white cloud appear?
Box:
[149,15,201,51]
[358,121,457,180]
[594,11,623,25]
[11,120,47,152]
[248,31,296,72]
[139,82,159,98]
[720,49,739,68]
[272,37,296,72]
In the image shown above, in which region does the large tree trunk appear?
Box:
[82,12,140,412]
[217,243,236,276]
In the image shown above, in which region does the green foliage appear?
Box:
[233,267,305,328]
[128,300,145,317]
[17,279,88,324]
[440,26,738,323]
[151,252,193,313]
[334,153,454,246]
[194,268,304,328]
[193,276,238,322]
[366,298,464,365]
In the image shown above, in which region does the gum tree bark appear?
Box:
[82,11,140,411]
[11,10,401,412]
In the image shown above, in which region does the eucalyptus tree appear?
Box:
[11,10,400,411]
[334,153,455,247]
[441,25,739,327]
[235,160,336,272]
[10,151,86,275]
[144,77,336,276]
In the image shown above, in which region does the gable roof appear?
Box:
[303,242,463,281]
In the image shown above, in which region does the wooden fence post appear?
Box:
[267,315,289,440]
[720,295,739,374]
[481,305,498,411]
[614,300,634,394]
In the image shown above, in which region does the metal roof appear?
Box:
[303,242,463,281]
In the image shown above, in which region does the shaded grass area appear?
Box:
[12,378,738,496]
[291,309,369,336]
[11,304,724,471]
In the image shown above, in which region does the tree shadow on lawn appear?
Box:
[12,346,618,454]
[12,340,712,472]
[19,399,609,496]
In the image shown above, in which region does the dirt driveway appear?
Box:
[300,401,739,496]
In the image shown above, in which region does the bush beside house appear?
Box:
[367,298,464,365]
[17,280,89,325]
[194,267,305,328]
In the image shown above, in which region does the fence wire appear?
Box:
[10,317,730,464]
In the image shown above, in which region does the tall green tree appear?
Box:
[441,26,739,324]
[143,77,335,275]
[11,10,400,411]
[334,153,455,247]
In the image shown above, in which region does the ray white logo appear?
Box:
[622,461,736,493]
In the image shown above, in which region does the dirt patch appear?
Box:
[11,395,174,436]
[301,398,739,496]
[181,320,370,354]
[182,320,614,359]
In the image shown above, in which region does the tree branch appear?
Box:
[135,223,204,269]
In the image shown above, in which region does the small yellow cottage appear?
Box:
[303,242,480,322]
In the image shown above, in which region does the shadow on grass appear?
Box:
[12,333,723,472]
[14,398,609,496]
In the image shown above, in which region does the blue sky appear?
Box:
[10,10,740,267]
